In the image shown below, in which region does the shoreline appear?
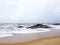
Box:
[0,28,60,44]
[0,36,60,45]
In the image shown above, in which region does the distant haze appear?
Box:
[0,0,60,23]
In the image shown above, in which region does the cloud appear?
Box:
[0,0,60,23]
[0,0,16,23]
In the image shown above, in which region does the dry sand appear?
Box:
[0,36,60,45]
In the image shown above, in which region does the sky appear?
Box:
[0,0,60,23]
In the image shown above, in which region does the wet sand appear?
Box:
[0,36,60,45]
[0,28,60,43]
[0,28,60,45]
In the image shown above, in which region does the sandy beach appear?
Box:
[0,36,60,45]
[0,28,60,45]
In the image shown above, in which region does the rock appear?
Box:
[27,24,51,29]
[18,26,23,28]
[53,23,60,25]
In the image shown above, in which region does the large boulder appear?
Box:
[27,24,51,29]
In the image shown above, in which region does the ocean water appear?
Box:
[0,23,51,35]
[0,23,50,34]
[0,23,60,37]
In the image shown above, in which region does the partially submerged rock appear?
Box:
[18,26,23,28]
[53,23,60,25]
[27,24,51,29]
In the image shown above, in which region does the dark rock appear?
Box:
[53,23,60,25]
[18,26,23,28]
[27,24,51,29]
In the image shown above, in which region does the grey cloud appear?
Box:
[0,0,60,23]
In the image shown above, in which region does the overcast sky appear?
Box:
[0,0,60,23]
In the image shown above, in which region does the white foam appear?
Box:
[48,25,60,29]
[0,28,50,34]
[14,28,50,34]
[0,34,14,37]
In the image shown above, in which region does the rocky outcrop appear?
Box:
[27,24,51,29]
[53,23,60,25]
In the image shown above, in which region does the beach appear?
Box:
[0,36,60,45]
[0,24,60,45]
[0,28,60,45]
